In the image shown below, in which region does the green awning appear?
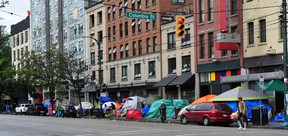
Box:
[257,79,285,93]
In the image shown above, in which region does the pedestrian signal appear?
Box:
[176,16,185,38]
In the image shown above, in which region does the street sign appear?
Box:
[161,16,174,21]
[126,12,157,20]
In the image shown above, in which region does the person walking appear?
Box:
[237,96,247,130]
[159,102,167,123]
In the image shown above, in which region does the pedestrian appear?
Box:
[159,102,166,123]
[237,96,247,130]
[56,105,62,117]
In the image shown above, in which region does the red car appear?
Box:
[180,103,233,126]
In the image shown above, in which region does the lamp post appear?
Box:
[83,36,108,117]
[282,0,288,127]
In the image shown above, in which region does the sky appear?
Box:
[0,0,30,33]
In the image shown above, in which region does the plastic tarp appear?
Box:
[43,101,51,108]
[257,79,285,93]
[141,105,150,116]
[126,109,142,119]
[272,112,285,122]
[144,99,175,118]
[190,94,216,106]
[120,96,145,117]
[144,95,162,106]
[173,99,189,109]
[99,96,114,104]
[224,100,271,119]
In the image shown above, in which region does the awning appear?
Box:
[81,84,97,93]
[154,75,177,87]
[168,73,194,86]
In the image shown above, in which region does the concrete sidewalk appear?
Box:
[83,115,288,130]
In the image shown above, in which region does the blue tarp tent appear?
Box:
[144,99,175,118]
[141,105,150,116]
[224,100,271,119]
[98,96,114,104]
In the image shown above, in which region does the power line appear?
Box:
[0,9,25,18]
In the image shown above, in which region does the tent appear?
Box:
[99,96,114,104]
[212,87,271,119]
[75,102,94,110]
[144,99,175,118]
[141,105,150,116]
[173,99,189,109]
[212,86,270,101]
[144,95,162,106]
[190,94,216,106]
[120,96,145,117]
[126,109,142,119]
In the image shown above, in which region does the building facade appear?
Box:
[193,0,244,97]
[104,0,191,101]
[158,16,195,102]
[30,0,87,103]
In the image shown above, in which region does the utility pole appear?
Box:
[282,0,288,127]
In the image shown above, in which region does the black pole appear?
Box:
[282,0,288,125]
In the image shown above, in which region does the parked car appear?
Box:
[62,105,77,118]
[15,104,32,115]
[180,103,233,126]
[26,103,47,116]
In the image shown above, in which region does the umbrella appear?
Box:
[212,86,270,101]
[144,95,161,106]
[190,94,216,106]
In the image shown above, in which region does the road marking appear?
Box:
[108,129,165,134]
[174,133,224,136]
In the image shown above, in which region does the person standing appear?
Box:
[159,102,167,123]
[237,96,247,130]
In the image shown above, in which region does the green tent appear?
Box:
[144,99,175,118]
[173,99,189,109]
[257,79,285,93]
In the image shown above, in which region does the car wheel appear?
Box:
[203,117,209,126]
[181,116,188,125]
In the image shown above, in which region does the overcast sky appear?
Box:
[0,0,30,33]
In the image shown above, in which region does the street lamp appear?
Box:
[82,36,108,117]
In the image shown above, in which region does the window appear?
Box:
[152,0,156,4]
[208,32,214,58]
[112,5,116,19]
[99,50,103,63]
[132,1,135,11]
[181,29,191,46]
[125,43,129,57]
[280,15,283,39]
[98,31,103,43]
[137,0,141,10]
[138,19,142,32]
[91,52,95,65]
[153,36,157,52]
[231,0,237,15]
[89,14,95,27]
[122,65,128,80]
[25,31,28,43]
[113,47,117,60]
[97,11,102,24]
[21,33,24,44]
[120,45,124,58]
[125,21,128,36]
[132,19,136,34]
[13,51,16,61]
[138,40,142,55]
[108,27,111,41]
[108,48,112,61]
[13,37,15,47]
[134,63,141,78]
[119,2,123,16]
[208,0,213,21]
[107,7,111,20]
[148,61,156,77]
[146,38,151,53]
[92,71,96,80]
[146,20,150,31]
[124,0,128,14]
[168,32,176,49]
[113,26,116,40]
[17,49,20,60]
[110,68,116,82]
[168,58,176,74]
[146,0,149,7]
[248,22,254,44]
[17,35,19,46]
[152,17,157,28]
[231,26,238,55]
[133,41,137,56]
[199,34,205,59]
[259,19,266,43]
[222,50,228,56]
[199,0,204,23]
[182,55,191,73]
[119,23,123,38]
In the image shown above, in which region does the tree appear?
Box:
[60,51,91,117]
[19,45,63,113]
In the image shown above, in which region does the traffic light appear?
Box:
[176,16,185,38]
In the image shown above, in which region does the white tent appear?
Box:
[120,96,145,117]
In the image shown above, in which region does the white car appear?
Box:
[15,104,31,115]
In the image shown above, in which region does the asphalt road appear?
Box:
[0,114,287,136]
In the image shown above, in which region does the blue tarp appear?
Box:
[44,101,51,108]
[225,100,271,119]
[272,113,285,122]
[141,105,150,116]
[97,96,114,104]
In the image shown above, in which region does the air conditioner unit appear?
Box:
[266,48,276,55]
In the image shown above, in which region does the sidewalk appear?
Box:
[83,115,288,130]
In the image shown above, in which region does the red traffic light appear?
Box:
[178,17,185,24]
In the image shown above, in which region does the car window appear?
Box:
[189,105,196,111]
[25,105,30,107]
[195,103,212,111]
[215,104,232,112]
